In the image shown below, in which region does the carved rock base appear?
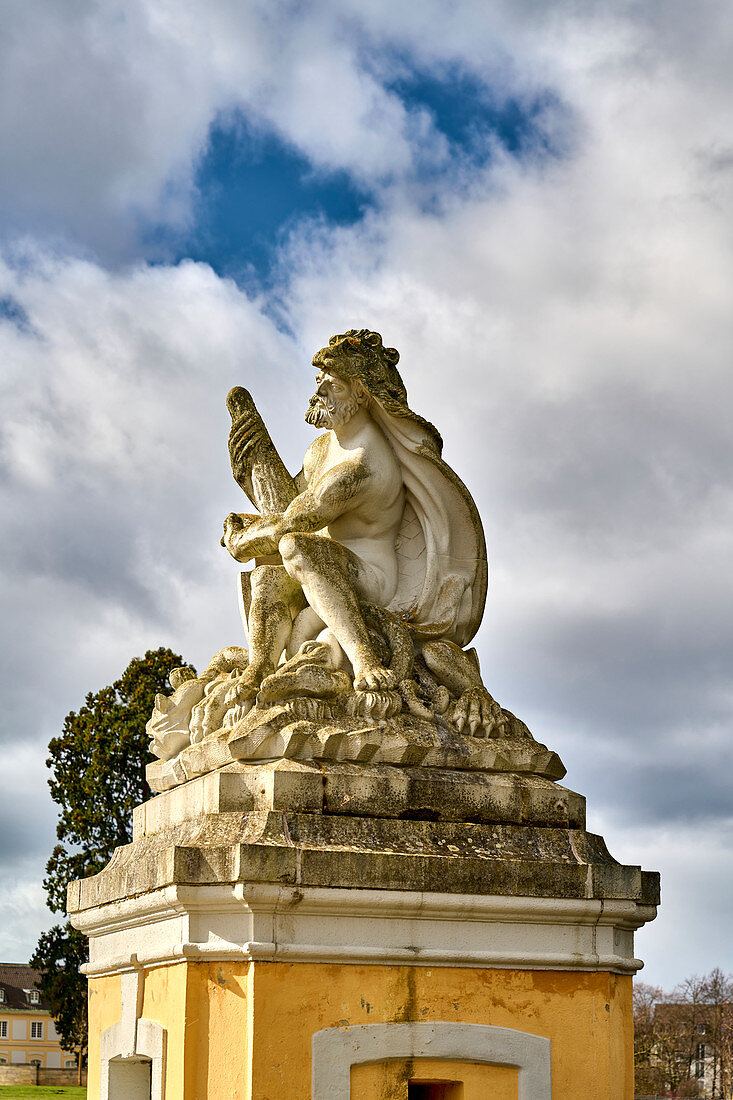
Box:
[146,709,565,793]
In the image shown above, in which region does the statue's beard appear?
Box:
[305,393,362,429]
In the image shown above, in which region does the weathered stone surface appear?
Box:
[147,715,566,792]
[70,757,659,916]
[145,330,568,791]
[135,760,584,838]
[69,811,659,914]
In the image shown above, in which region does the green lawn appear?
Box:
[0,1089,86,1098]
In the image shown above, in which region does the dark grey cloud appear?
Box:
[0,770,56,871]
[599,760,733,829]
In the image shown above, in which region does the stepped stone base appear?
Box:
[70,759,658,967]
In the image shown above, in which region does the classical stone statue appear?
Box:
[223,328,486,684]
[146,329,562,792]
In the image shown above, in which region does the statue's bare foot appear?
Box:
[352,654,397,692]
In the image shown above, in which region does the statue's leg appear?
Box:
[239,564,305,696]
[278,533,397,692]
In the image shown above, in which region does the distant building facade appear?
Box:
[0,964,75,1071]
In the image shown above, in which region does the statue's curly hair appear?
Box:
[312,329,443,453]
[313,329,403,394]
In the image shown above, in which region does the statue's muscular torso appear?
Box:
[301,418,405,604]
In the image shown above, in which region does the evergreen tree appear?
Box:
[30,647,195,1081]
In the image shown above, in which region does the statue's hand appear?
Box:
[221,512,281,561]
[229,416,265,474]
[221,512,257,560]
[227,389,268,481]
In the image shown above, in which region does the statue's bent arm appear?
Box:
[223,456,370,563]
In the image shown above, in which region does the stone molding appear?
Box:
[75,882,656,978]
[311,1021,551,1099]
[69,761,659,927]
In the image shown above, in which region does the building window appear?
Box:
[31,1021,44,1039]
[0,989,5,1003]
[65,1059,77,1068]
[0,1022,7,1039]
[29,990,40,1005]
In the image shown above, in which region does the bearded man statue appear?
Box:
[221,329,488,703]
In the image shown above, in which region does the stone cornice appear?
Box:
[75,881,657,978]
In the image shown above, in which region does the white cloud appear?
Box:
[0,873,51,963]
[0,744,57,961]
[0,0,472,258]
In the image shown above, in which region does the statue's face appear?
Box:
[305,370,363,428]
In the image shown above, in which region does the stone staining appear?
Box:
[147,328,560,791]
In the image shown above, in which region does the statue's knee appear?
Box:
[278,533,297,560]
[279,532,306,565]
[279,533,317,580]
[421,641,453,678]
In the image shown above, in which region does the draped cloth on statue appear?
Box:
[369,402,487,648]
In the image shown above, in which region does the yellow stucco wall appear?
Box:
[87,961,633,1099]
[351,1057,519,1098]
[87,964,190,1100]
[87,972,121,1098]
[142,963,189,1100]
[182,962,253,1100]
[249,963,633,1100]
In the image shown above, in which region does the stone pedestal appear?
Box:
[69,759,658,1099]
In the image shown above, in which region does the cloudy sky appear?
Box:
[1,0,732,990]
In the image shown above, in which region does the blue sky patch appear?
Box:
[0,295,31,332]
[148,115,372,287]
[380,60,570,219]
[393,65,529,156]
[390,60,569,170]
